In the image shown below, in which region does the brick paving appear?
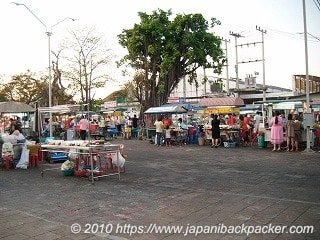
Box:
[0,139,319,240]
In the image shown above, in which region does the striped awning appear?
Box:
[199,97,245,107]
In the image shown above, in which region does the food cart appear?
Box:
[199,97,245,145]
[143,104,189,140]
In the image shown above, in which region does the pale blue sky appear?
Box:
[1,0,319,98]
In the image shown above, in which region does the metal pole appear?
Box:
[256,26,267,102]
[230,32,242,92]
[12,2,75,138]
[302,0,312,152]
[235,36,239,91]
[47,32,53,137]
[220,38,230,95]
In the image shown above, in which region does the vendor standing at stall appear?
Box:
[211,114,221,148]
[162,114,173,128]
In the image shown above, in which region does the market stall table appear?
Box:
[40,142,123,184]
[204,125,241,145]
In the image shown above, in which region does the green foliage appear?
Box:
[0,71,46,105]
[0,70,74,106]
[118,9,225,112]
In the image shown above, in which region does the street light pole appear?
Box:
[12,2,75,138]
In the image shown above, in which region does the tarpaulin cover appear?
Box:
[144,104,188,114]
[199,97,244,107]
[0,102,35,113]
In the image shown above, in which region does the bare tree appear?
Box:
[61,27,113,110]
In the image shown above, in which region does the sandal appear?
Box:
[272,149,276,151]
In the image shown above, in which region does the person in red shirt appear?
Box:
[226,113,237,126]
[239,114,249,146]
[244,114,252,125]
[162,114,172,128]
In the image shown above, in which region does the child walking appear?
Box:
[164,125,172,147]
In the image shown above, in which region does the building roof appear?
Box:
[199,97,245,107]
[0,102,35,113]
[144,104,188,114]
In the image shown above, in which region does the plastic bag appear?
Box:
[68,149,78,161]
[111,152,126,168]
[16,146,29,169]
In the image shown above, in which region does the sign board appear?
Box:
[104,101,117,108]
[204,107,240,115]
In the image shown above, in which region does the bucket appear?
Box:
[258,135,265,148]
[198,137,205,146]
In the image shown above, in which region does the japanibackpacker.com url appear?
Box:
[141,223,314,236]
[73,222,314,236]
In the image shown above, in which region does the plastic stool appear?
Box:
[1,155,13,171]
[28,153,40,167]
[27,145,40,168]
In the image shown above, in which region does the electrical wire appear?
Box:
[260,26,320,42]
[313,0,320,11]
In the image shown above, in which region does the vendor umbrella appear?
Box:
[0,101,35,113]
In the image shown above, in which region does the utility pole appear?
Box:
[203,67,207,96]
[229,32,242,92]
[256,26,267,102]
[220,38,230,95]
[302,0,313,152]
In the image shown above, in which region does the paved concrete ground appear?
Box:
[0,139,319,240]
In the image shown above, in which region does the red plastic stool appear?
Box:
[75,156,80,171]
[28,153,40,167]
[1,155,13,171]
[27,145,40,168]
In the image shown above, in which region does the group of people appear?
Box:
[210,112,262,148]
[209,110,306,151]
[154,115,173,147]
[154,115,186,147]
[269,111,304,152]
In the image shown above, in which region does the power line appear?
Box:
[313,0,320,11]
[261,26,320,42]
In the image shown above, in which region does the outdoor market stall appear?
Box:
[37,104,125,184]
[143,104,189,140]
[40,140,123,184]
[0,101,35,137]
[199,97,245,145]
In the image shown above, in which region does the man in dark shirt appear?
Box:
[131,114,139,138]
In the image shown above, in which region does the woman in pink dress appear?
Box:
[270,111,284,151]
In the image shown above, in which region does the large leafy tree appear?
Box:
[0,70,73,107]
[61,27,113,110]
[118,9,225,112]
[0,70,47,105]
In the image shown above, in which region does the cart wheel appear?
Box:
[46,155,53,164]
